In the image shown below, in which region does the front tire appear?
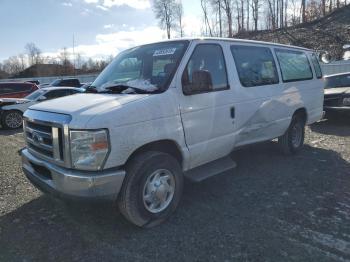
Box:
[118,151,184,228]
[278,114,305,155]
[1,110,23,129]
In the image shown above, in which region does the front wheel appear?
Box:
[1,110,23,129]
[118,151,184,228]
[278,115,305,155]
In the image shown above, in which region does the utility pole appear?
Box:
[218,0,222,37]
[73,34,76,76]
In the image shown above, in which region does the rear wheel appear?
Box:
[1,110,23,129]
[118,151,184,228]
[278,114,305,155]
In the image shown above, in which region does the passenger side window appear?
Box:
[230,45,279,87]
[182,44,228,94]
[310,53,323,79]
[45,90,70,100]
[275,49,313,82]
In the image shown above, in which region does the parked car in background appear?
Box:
[0,82,39,98]
[26,80,40,85]
[47,78,82,88]
[0,87,83,129]
[324,72,350,116]
[21,38,324,227]
[80,82,92,90]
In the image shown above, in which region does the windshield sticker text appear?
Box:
[153,48,177,57]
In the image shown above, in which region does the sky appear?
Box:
[0,0,203,63]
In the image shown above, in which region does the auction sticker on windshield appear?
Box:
[153,48,177,56]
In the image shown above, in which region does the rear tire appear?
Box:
[1,110,23,129]
[278,114,305,155]
[118,151,184,228]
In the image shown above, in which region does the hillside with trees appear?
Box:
[153,0,350,59]
[236,4,350,59]
[1,0,350,79]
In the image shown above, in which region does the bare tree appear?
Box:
[222,0,234,37]
[212,0,223,37]
[152,0,178,39]
[25,42,41,66]
[3,56,22,75]
[246,0,250,31]
[18,53,26,71]
[75,53,84,69]
[251,0,260,31]
[174,1,184,37]
[301,0,306,23]
[267,0,277,30]
[59,47,73,74]
[201,0,213,36]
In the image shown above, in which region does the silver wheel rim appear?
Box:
[142,169,175,214]
[5,112,22,129]
[291,123,302,148]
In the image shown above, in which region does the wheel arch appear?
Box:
[293,107,308,125]
[125,139,184,168]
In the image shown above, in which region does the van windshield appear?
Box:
[91,41,189,94]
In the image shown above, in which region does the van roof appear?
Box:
[154,37,312,52]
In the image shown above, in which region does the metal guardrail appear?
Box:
[0,74,98,85]
[321,61,350,76]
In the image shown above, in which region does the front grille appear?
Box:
[24,119,64,163]
[324,94,343,107]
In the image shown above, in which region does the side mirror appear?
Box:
[183,70,213,95]
[319,51,332,64]
[37,96,47,102]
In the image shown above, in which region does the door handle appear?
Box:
[230,107,235,119]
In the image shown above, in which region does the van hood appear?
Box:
[29,93,147,116]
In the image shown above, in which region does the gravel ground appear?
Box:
[0,116,350,262]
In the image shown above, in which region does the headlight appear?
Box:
[70,130,109,171]
[343,97,350,106]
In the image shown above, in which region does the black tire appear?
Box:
[118,151,184,228]
[1,110,23,129]
[278,114,305,155]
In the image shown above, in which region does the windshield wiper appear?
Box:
[85,85,98,93]
[100,84,156,94]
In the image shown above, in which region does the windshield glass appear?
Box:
[25,89,45,100]
[50,79,61,86]
[92,41,189,93]
[325,74,350,89]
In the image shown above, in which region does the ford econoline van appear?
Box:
[21,38,324,227]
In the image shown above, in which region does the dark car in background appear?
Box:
[324,73,350,116]
[0,82,39,98]
[47,78,82,88]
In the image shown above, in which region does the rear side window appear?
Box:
[182,44,228,92]
[311,53,322,79]
[275,49,313,82]
[230,45,279,87]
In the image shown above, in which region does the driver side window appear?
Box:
[182,44,229,95]
[44,90,70,100]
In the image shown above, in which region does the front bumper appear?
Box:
[324,106,350,113]
[21,148,126,201]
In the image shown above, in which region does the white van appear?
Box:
[21,38,324,227]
